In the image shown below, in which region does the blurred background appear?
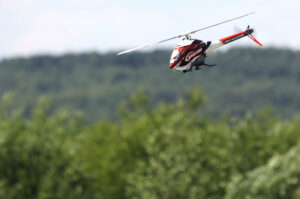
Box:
[0,0,300,199]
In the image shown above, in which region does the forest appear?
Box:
[0,47,300,121]
[0,47,300,198]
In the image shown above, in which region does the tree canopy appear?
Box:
[0,47,300,121]
[0,89,299,199]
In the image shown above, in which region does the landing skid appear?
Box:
[203,63,217,67]
[183,63,217,73]
[183,67,192,73]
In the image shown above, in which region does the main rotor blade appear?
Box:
[117,12,254,55]
[117,36,179,55]
[187,12,255,35]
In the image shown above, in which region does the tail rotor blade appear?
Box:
[251,26,258,38]
[233,25,243,33]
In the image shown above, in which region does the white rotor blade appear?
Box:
[187,12,255,35]
[117,12,254,55]
[117,36,179,55]
[251,26,258,38]
[117,44,154,56]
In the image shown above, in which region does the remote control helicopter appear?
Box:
[117,12,263,73]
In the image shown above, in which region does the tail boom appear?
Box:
[206,27,262,53]
[220,30,250,45]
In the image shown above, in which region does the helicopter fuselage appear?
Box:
[169,28,260,72]
[169,39,211,71]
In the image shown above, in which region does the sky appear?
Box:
[0,0,300,58]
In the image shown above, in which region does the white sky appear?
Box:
[0,0,300,58]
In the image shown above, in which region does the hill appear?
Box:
[0,47,299,121]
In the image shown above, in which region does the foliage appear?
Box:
[0,95,102,199]
[225,145,300,199]
[0,88,299,198]
[1,47,300,121]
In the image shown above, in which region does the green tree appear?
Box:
[0,96,102,199]
[225,145,300,199]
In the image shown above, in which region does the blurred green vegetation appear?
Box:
[0,47,300,198]
[0,47,300,121]
[0,89,299,199]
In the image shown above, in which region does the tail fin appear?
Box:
[247,27,263,46]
